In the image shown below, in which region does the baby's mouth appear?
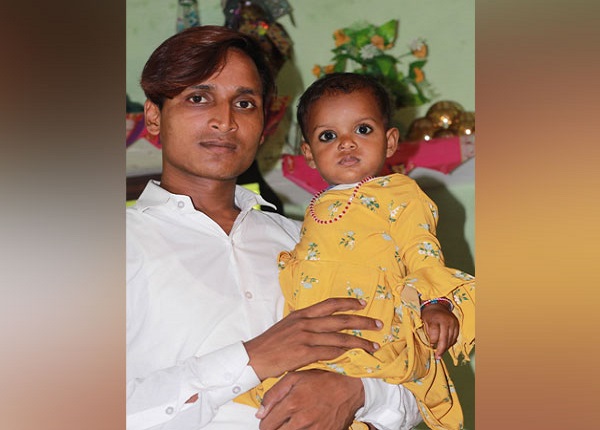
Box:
[338,155,360,166]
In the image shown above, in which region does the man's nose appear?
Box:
[209,105,237,132]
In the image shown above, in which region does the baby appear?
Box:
[238,73,475,430]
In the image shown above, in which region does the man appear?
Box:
[127,26,430,429]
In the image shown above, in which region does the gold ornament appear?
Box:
[453,111,475,136]
[433,128,457,138]
[426,100,464,129]
[406,117,436,141]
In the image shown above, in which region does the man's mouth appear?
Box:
[199,140,237,153]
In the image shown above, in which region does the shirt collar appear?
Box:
[135,180,276,212]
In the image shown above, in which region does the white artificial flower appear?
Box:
[360,43,379,60]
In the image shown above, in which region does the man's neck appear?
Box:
[160,173,241,234]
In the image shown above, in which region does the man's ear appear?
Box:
[144,100,161,136]
[300,141,317,169]
[385,127,400,158]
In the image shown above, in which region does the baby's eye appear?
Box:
[318,130,337,142]
[356,124,373,134]
[235,100,256,109]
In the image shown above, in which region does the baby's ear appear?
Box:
[144,100,161,136]
[385,127,400,157]
[300,141,317,169]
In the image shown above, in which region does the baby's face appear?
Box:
[301,89,398,185]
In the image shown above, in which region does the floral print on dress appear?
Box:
[339,231,356,249]
[394,305,404,322]
[384,324,401,342]
[300,273,318,289]
[376,176,391,187]
[388,201,406,222]
[325,363,347,374]
[327,200,342,218]
[358,194,379,211]
[305,242,320,260]
[346,283,366,300]
[453,270,474,281]
[453,287,472,305]
[381,232,392,241]
[428,202,438,220]
[364,364,383,374]
[394,246,402,263]
[418,242,441,259]
[299,225,307,239]
[375,284,392,300]
[418,222,431,231]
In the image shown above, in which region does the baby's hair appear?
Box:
[296,72,393,142]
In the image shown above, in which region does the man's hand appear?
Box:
[256,369,364,430]
[420,302,459,359]
[244,298,383,381]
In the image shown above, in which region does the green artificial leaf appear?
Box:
[377,19,398,44]
[410,82,429,105]
[409,60,427,69]
[374,55,396,78]
[334,58,347,72]
[315,19,435,109]
[354,27,373,48]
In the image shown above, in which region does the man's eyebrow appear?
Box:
[236,87,260,96]
[188,84,259,96]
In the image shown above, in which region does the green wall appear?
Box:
[127,0,474,116]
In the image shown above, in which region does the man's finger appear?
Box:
[297,297,366,318]
[256,376,294,419]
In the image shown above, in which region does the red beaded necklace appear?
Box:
[308,176,374,224]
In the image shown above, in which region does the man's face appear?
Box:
[145,49,265,184]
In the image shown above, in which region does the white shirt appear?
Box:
[126,181,421,430]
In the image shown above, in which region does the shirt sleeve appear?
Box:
[126,341,260,430]
[355,378,422,430]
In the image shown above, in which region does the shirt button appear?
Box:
[244,291,253,299]
[165,406,174,415]
[177,201,185,208]
[232,386,241,394]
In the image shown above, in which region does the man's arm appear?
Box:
[257,371,422,430]
[127,342,260,430]
[127,298,383,430]
[243,298,382,380]
[357,378,422,430]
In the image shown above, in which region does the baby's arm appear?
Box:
[420,299,459,359]
[392,179,475,361]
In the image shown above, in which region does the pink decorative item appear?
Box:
[282,136,467,194]
[281,154,328,194]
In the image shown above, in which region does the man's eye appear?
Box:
[318,131,337,142]
[356,124,373,134]
[188,95,206,104]
[235,100,256,109]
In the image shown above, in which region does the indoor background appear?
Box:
[126,1,475,428]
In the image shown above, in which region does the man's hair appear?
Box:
[296,72,393,142]
[141,25,275,111]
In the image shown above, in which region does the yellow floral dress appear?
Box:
[236,174,475,430]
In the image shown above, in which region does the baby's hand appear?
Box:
[420,302,459,359]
